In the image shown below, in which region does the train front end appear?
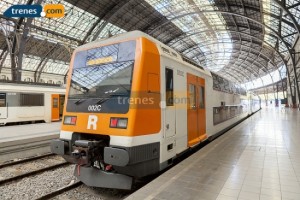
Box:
[50,35,161,190]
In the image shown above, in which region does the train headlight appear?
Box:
[117,118,128,128]
[110,118,127,129]
[64,116,77,125]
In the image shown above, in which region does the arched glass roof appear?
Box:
[0,0,299,97]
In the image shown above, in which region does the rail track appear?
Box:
[0,153,69,186]
[0,153,128,200]
[0,153,54,168]
[36,181,83,200]
[0,133,58,163]
[0,140,211,200]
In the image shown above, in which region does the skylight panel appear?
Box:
[145,0,232,72]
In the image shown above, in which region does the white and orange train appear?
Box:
[0,83,65,125]
[51,31,260,189]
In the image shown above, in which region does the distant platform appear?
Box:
[0,122,61,162]
[126,108,300,200]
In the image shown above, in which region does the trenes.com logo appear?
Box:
[3,4,64,18]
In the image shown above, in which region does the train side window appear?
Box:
[0,93,6,107]
[199,86,205,109]
[21,93,44,106]
[189,84,196,109]
[53,98,58,108]
[165,68,174,106]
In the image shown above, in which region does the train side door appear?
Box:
[51,94,59,121]
[0,93,7,119]
[187,74,199,146]
[197,77,207,141]
[164,68,176,138]
[187,74,207,147]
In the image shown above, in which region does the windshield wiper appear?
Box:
[96,98,109,105]
[74,99,86,105]
[109,93,129,97]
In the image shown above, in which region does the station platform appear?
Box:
[126,108,300,200]
[0,122,60,162]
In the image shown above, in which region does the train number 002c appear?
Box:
[88,105,102,112]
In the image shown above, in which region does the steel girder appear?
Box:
[169,29,271,53]
[149,0,287,93]
[180,40,279,80]
[251,78,287,95]
[218,1,295,29]
[0,0,298,103]
[89,0,135,42]
[185,41,275,64]
[34,43,59,82]
[0,22,14,81]
[0,50,8,73]
[273,0,300,106]
[5,0,43,81]
[173,39,278,88]
[273,0,300,36]
[0,14,81,44]
[148,10,300,104]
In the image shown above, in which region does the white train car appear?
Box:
[51,31,261,189]
[0,83,66,125]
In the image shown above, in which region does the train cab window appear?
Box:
[0,93,6,107]
[189,84,196,109]
[67,40,136,114]
[199,86,205,109]
[165,68,174,106]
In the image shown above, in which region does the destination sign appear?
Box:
[86,56,115,66]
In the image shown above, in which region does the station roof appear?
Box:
[0,0,299,86]
[250,77,287,95]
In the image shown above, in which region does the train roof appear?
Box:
[73,31,248,91]
[72,31,247,95]
[0,82,66,93]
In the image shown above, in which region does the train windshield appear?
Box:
[66,40,136,113]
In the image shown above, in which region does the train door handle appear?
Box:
[166,124,169,130]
